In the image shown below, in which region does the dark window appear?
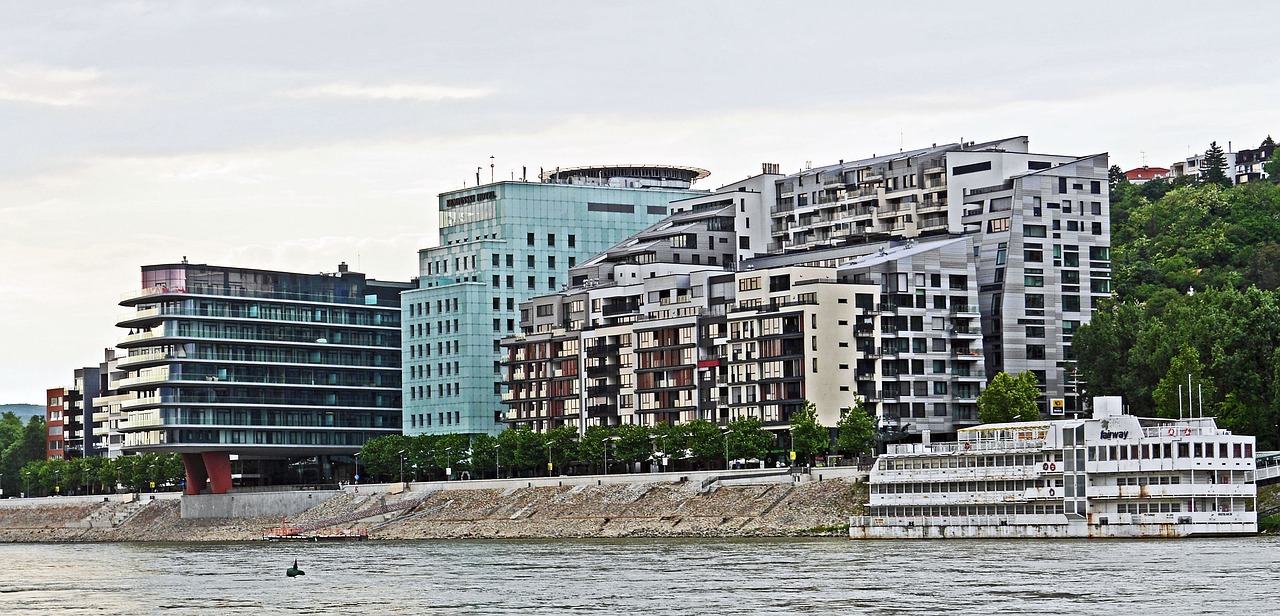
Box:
[587,202,635,213]
[1028,161,1053,170]
[953,161,993,175]
[547,233,556,247]
[1058,177,1068,193]
[647,205,668,215]
[568,234,576,248]
[1090,181,1101,194]
[526,233,535,246]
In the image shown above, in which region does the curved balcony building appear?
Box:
[115,261,410,494]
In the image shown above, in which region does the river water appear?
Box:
[3,536,1276,614]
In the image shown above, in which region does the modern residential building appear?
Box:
[92,349,129,458]
[402,165,709,436]
[1234,137,1275,184]
[114,261,409,494]
[503,136,1110,441]
[767,137,1110,416]
[46,387,65,460]
[1169,148,1237,182]
[502,171,780,434]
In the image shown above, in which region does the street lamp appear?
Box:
[722,429,734,471]
[353,452,361,486]
[602,436,620,475]
[649,434,667,472]
[546,440,553,477]
[398,449,406,485]
[494,442,501,479]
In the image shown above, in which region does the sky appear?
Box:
[2,1,1277,403]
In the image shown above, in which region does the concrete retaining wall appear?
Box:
[180,490,340,519]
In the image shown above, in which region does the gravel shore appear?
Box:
[0,478,867,542]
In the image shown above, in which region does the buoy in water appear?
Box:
[286,559,305,577]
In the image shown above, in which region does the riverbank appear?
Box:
[0,470,868,542]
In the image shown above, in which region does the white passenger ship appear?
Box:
[850,397,1257,538]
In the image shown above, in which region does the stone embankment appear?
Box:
[0,471,869,542]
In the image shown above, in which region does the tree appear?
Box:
[789,401,829,464]
[679,420,724,467]
[977,371,1041,424]
[726,417,773,462]
[1201,141,1231,188]
[1108,164,1128,192]
[835,401,875,457]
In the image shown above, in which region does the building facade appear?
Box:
[46,387,65,460]
[402,166,708,436]
[768,138,1109,415]
[114,261,409,494]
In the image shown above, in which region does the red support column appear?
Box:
[202,452,233,494]
[182,453,208,495]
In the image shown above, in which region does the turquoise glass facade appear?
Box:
[402,180,703,435]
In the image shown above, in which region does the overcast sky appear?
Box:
[2,1,1276,403]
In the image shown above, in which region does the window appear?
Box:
[953,161,992,175]
[1024,249,1042,263]
[988,218,1011,233]
[1024,224,1047,238]
[1063,270,1080,284]
[548,233,556,247]
[1063,295,1081,312]
[548,256,556,268]
[1025,294,1045,309]
[1089,246,1110,261]
[528,255,536,268]
[528,276,536,289]
[492,253,500,267]
[527,233,535,246]
[932,360,946,374]
[568,234,576,248]
[1027,345,1046,360]
[506,254,514,267]
[1024,274,1044,287]
[1091,202,1103,215]
[933,381,948,395]
[1091,222,1103,235]
[1026,326,1045,338]
[1090,181,1101,195]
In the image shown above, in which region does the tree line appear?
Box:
[357,401,876,481]
[1075,142,1280,448]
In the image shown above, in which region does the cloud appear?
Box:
[285,80,494,103]
[0,63,127,107]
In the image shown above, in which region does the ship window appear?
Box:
[1130,445,1139,459]
[1234,443,1242,458]
[1178,443,1189,458]
[1220,443,1228,458]
[1245,443,1252,457]
[1206,443,1215,458]
[1062,427,1075,447]
[1076,449,1085,468]
[1193,443,1203,457]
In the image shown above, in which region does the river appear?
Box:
[2,537,1276,614]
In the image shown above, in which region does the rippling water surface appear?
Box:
[2,536,1276,614]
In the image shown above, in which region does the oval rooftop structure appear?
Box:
[540,164,710,189]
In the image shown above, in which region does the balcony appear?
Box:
[585,342,622,357]
[587,403,618,418]
[586,364,617,377]
[586,383,620,397]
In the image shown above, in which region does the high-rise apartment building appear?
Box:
[402,165,708,436]
[503,137,1110,439]
[114,261,409,494]
[769,137,1109,414]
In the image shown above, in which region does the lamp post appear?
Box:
[649,434,668,472]
[494,442,501,479]
[398,449,406,485]
[602,436,620,475]
[722,429,734,470]
[546,440,553,477]
[353,452,361,486]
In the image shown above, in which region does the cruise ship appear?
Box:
[851,397,1257,538]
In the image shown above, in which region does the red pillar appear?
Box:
[202,452,233,494]
[182,453,208,495]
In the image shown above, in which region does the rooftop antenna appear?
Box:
[490,156,495,183]
[1178,384,1183,419]
[476,167,481,186]
[900,131,904,153]
[1141,151,1147,166]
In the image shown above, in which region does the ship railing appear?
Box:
[887,439,1045,455]
[851,515,1019,527]
[1140,425,1214,438]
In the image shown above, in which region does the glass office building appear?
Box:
[115,261,410,494]
[403,166,708,435]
